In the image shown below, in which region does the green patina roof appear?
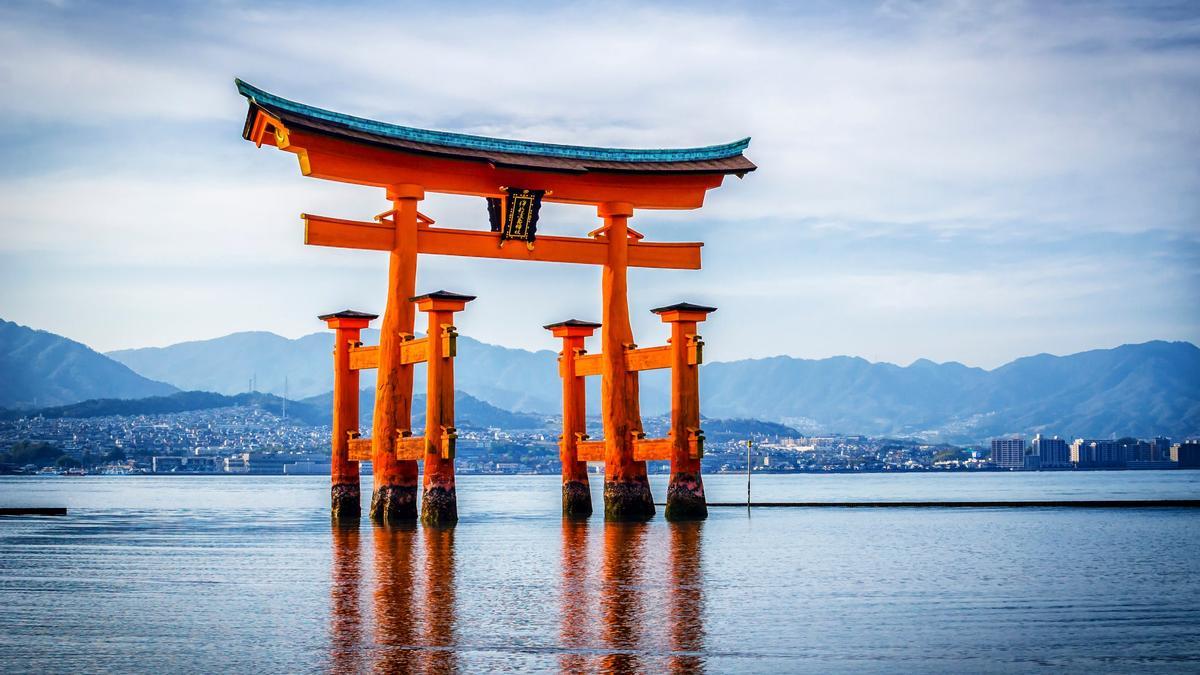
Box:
[236,79,751,164]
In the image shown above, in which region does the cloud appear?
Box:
[0,0,1196,365]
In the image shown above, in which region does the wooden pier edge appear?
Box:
[0,507,68,516]
[671,500,1200,508]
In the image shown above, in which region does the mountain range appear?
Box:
[0,387,544,431]
[0,319,176,408]
[3,317,1197,441]
[698,341,1200,440]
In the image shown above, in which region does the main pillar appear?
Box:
[415,290,474,526]
[654,303,715,521]
[321,310,377,520]
[545,320,600,517]
[370,184,424,523]
[598,202,654,521]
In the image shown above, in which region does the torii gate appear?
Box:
[236,80,754,523]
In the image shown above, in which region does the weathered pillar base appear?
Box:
[421,486,458,526]
[370,483,418,523]
[331,483,361,521]
[562,480,593,518]
[665,473,708,521]
[603,479,655,521]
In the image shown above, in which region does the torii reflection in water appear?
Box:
[331,519,704,671]
[329,523,457,673]
[561,520,707,673]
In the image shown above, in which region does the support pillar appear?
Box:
[371,184,424,523]
[598,202,654,521]
[654,303,715,521]
[321,310,377,521]
[414,290,475,526]
[545,320,601,517]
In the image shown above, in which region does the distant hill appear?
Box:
[701,418,801,441]
[75,324,1200,442]
[0,390,326,426]
[0,387,544,432]
[0,319,177,408]
[300,388,546,431]
[699,341,1200,441]
[108,330,566,413]
[106,331,332,400]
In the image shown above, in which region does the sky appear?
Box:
[0,0,1197,368]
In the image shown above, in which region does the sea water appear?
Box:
[1,472,1197,672]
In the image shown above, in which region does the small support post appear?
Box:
[371,183,424,524]
[545,319,602,517]
[320,309,378,521]
[653,302,716,521]
[413,290,475,526]
[599,201,655,521]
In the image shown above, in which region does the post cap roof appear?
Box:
[650,302,718,314]
[409,290,477,303]
[543,319,603,330]
[317,309,379,321]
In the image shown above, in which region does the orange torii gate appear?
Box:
[236,79,754,523]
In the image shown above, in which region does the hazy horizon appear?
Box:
[6,314,1193,373]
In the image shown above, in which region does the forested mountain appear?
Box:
[0,319,177,408]
[17,319,1192,441]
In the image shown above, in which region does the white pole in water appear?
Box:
[746,438,753,509]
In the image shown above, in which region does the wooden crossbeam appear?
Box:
[401,338,429,365]
[348,338,427,370]
[570,435,694,462]
[349,345,378,370]
[563,431,704,463]
[395,435,426,461]
[573,353,603,377]
[626,345,672,372]
[305,214,393,250]
[302,214,702,270]
[570,345,675,376]
[348,434,435,461]
[348,437,372,461]
[633,437,672,461]
[576,440,605,462]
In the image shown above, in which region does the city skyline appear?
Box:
[0,1,1197,368]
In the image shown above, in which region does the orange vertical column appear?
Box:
[414,290,475,526]
[321,309,377,520]
[545,320,601,517]
[598,202,654,521]
[370,184,424,523]
[654,303,715,520]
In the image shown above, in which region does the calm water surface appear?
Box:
[1,472,1198,673]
